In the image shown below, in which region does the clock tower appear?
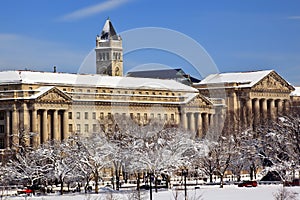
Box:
[95,18,123,76]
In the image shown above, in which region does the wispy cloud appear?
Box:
[59,0,130,21]
[287,16,300,20]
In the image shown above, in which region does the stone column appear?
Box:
[189,113,195,132]
[277,100,283,115]
[31,108,39,147]
[284,100,290,114]
[22,103,30,147]
[246,98,252,127]
[42,110,48,143]
[262,99,267,120]
[270,99,276,120]
[197,113,202,138]
[63,110,69,140]
[12,104,19,148]
[202,113,209,136]
[175,112,180,125]
[181,112,188,130]
[5,111,10,149]
[253,99,260,126]
[53,110,59,141]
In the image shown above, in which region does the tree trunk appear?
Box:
[220,175,224,188]
[115,168,119,190]
[166,175,169,189]
[136,172,140,190]
[60,176,64,195]
[95,169,99,194]
[209,174,213,183]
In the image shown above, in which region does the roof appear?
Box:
[197,70,273,88]
[0,70,198,92]
[127,68,201,84]
[99,18,118,41]
[291,87,300,96]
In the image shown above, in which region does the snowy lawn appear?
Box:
[3,185,300,200]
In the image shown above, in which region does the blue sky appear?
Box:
[0,0,300,85]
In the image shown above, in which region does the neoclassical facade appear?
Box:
[195,70,294,130]
[0,19,219,151]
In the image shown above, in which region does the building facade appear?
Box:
[195,70,294,130]
[0,19,219,151]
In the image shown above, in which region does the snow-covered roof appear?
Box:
[291,87,300,96]
[0,71,198,92]
[197,70,273,88]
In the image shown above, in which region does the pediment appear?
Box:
[186,94,212,108]
[252,71,293,92]
[36,87,72,103]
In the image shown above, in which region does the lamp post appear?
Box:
[182,168,188,200]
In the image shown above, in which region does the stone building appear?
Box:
[291,87,300,113]
[0,19,219,151]
[195,70,294,130]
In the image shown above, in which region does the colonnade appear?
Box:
[3,103,69,148]
[242,98,290,127]
[181,111,222,138]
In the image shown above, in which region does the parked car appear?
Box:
[238,180,258,187]
[17,187,33,195]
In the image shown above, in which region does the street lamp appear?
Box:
[182,168,188,200]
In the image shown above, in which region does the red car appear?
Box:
[17,188,33,195]
[238,181,258,187]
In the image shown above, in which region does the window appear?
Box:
[158,114,161,120]
[68,112,72,120]
[87,89,90,93]
[171,114,175,121]
[0,111,4,120]
[0,125,4,133]
[84,124,89,132]
[68,124,73,132]
[92,112,96,119]
[76,112,80,119]
[78,89,82,92]
[150,113,154,119]
[108,113,112,119]
[137,113,140,121]
[100,112,104,120]
[93,124,97,132]
[164,114,168,120]
[63,88,66,91]
[0,138,4,149]
[130,113,134,119]
[144,113,147,120]
[76,124,81,132]
[29,87,33,90]
[71,89,74,92]
[84,112,88,120]
[95,90,98,93]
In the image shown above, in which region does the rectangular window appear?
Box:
[158,114,161,120]
[0,111,4,120]
[68,112,72,120]
[76,112,80,119]
[130,113,134,119]
[0,138,4,149]
[100,112,104,120]
[84,124,89,132]
[108,113,112,119]
[144,113,147,120]
[93,124,97,132]
[137,113,140,121]
[164,114,168,120]
[68,124,73,132]
[171,114,175,121]
[0,125,4,133]
[92,112,96,119]
[76,124,81,132]
[150,113,154,119]
[85,112,88,120]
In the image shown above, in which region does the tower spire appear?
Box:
[95,18,123,76]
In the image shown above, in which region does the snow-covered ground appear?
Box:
[2,185,300,200]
